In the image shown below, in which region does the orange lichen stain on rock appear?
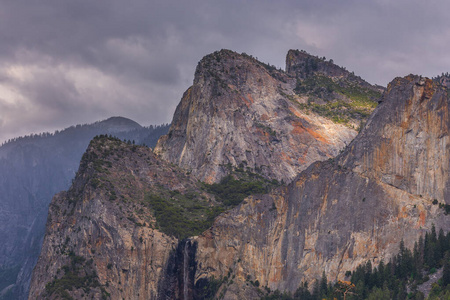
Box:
[310,128,327,143]
[95,238,103,247]
[291,120,306,135]
[257,215,265,228]
[288,106,314,123]
[297,156,306,164]
[351,232,377,257]
[289,106,302,117]
[398,206,408,219]
[310,173,320,181]
[260,114,269,121]
[372,139,391,173]
[227,83,236,90]
[247,94,255,104]
[51,222,61,230]
[240,95,252,108]
[184,86,192,99]
[255,127,270,143]
[268,261,284,283]
[204,171,217,184]
[417,209,426,228]
[291,120,329,144]
[405,74,416,82]
[278,151,292,164]
[422,79,435,101]
[295,175,307,188]
[400,120,410,130]
[320,189,329,215]
[304,230,318,251]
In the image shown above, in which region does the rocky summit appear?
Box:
[28,50,450,300]
[155,49,382,184]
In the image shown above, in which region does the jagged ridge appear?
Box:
[155,49,382,184]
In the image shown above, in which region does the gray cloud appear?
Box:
[1,0,450,143]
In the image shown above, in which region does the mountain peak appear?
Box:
[286,49,349,78]
[193,49,286,87]
[155,49,374,184]
[100,116,142,127]
[95,116,142,132]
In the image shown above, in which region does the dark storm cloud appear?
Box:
[1,0,450,143]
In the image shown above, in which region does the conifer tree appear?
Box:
[443,252,450,287]
[320,271,327,298]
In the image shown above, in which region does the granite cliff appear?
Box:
[29,50,450,300]
[192,75,450,298]
[155,50,382,184]
[28,135,280,299]
[28,136,210,299]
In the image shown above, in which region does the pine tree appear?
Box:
[320,271,327,298]
[376,260,385,288]
[424,231,436,269]
[312,278,319,299]
[293,281,312,300]
[443,252,450,287]
[367,286,391,300]
[418,235,425,272]
[365,260,373,288]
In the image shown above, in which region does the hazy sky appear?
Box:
[1,0,450,143]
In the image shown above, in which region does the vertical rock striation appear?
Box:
[29,137,213,299]
[193,75,450,297]
[340,75,450,202]
[157,240,197,300]
[155,50,381,184]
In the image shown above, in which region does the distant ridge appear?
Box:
[96,116,142,130]
[0,117,169,300]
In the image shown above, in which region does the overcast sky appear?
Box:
[1,0,450,143]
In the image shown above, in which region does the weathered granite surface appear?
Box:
[29,137,212,299]
[155,50,381,184]
[192,75,450,297]
[29,55,450,300]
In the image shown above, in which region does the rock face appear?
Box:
[286,49,349,78]
[155,50,382,184]
[192,75,450,297]
[286,49,382,92]
[29,136,216,299]
[29,50,450,300]
[0,118,168,300]
[340,75,450,202]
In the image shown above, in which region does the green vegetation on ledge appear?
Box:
[204,174,269,206]
[295,75,381,105]
[145,193,224,240]
[298,100,371,125]
[293,75,381,125]
[44,252,109,300]
[146,169,279,240]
